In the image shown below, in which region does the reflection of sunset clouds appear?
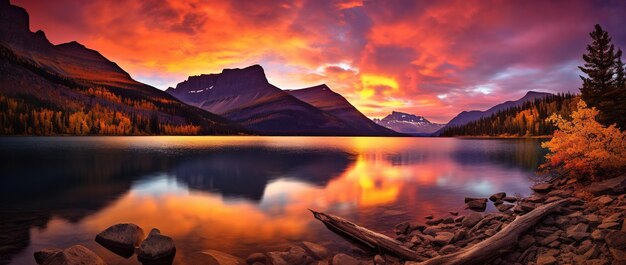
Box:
[14,137,540,264]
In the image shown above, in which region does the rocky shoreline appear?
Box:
[33,175,626,265]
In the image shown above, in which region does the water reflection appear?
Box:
[0,137,544,265]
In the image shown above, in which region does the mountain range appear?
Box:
[0,0,561,137]
[0,0,395,136]
[433,91,553,136]
[373,111,445,135]
[165,67,396,135]
[0,0,244,135]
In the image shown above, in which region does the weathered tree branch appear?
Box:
[309,210,427,262]
[311,198,571,265]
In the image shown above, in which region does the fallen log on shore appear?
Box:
[311,198,572,265]
[309,210,428,261]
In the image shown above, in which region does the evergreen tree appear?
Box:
[578,24,626,128]
[579,24,616,107]
[616,49,626,89]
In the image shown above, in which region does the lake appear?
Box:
[0,137,546,264]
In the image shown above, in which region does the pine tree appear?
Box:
[615,49,626,89]
[579,24,626,129]
[579,24,616,107]
[604,49,626,129]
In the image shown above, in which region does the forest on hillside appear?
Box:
[0,45,240,135]
[440,94,579,137]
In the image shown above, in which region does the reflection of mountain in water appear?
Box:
[0,140,354,264]
[173,148,355,200]
[451,139,547,171]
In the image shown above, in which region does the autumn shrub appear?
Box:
[541,100,626,181]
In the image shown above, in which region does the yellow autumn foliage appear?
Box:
[541,100,626,180]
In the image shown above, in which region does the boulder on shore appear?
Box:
[466,200,487,211]
[531,183,552,193]
[489,192,506,202]
[136,228,176,264]
[95,223,145,258]
[302,241,329,260]
[34,248,62,264]
[35,245,106,265]
[588,175,626,195]
[462,212,483,228]
[331,253,360,265]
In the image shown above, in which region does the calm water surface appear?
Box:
[0,137,546,264]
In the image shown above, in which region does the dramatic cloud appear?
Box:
[14,0,626,122]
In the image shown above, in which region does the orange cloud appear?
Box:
[13,0,626,123]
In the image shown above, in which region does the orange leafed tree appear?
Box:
[541,100,626,181]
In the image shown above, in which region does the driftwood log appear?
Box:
[311,198,572,265]
[310,210,428,261]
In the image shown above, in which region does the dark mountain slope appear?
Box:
[433,91,553,136]
[0,0,245,135]
[287,84,396,135]
[440,93,579,137]
[167,66,397,135]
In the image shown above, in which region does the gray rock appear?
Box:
[423,226,439,236]
[269,246,313,265]
[518,202,536,211]
[568,223,589,234]
[605,231,626,250]
[598,222,620,229]
[540,234,559,246]
[453,229,467,242]
[531,183,552,193]
[39,245,106,265]
[588,175,626,195]
[595,195,614,205]
[604,212,623,223]
[517,235,535,250]
[536,253,556,265]
[489,192,506,202]
[439,245,458,255]
[609,248,626,261]
[544,196,563,203]
[496,204,514,212]
[442,217,455,224]
[576,240,593,255]
[95,223,144,258]
[331,253,360,265]
[136,228,176,263]
[34,248,61,265]
[526,195,545,203]
[433,232,454,246]
[302,241,329,260]
[266,252,288,265]
[462,213,483,228]
[410,222,427,232]
[466,200,487,211]
[583,245,599,260]
[503,197,517,203]
[426,218,444,226]
[394,221,411,234]
[591,229,604,241]
[373,255,385,265]
[246,253,266,264]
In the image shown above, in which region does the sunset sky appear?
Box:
[14,0,626,123]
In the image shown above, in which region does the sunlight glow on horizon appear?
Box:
[13,0,626,123]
